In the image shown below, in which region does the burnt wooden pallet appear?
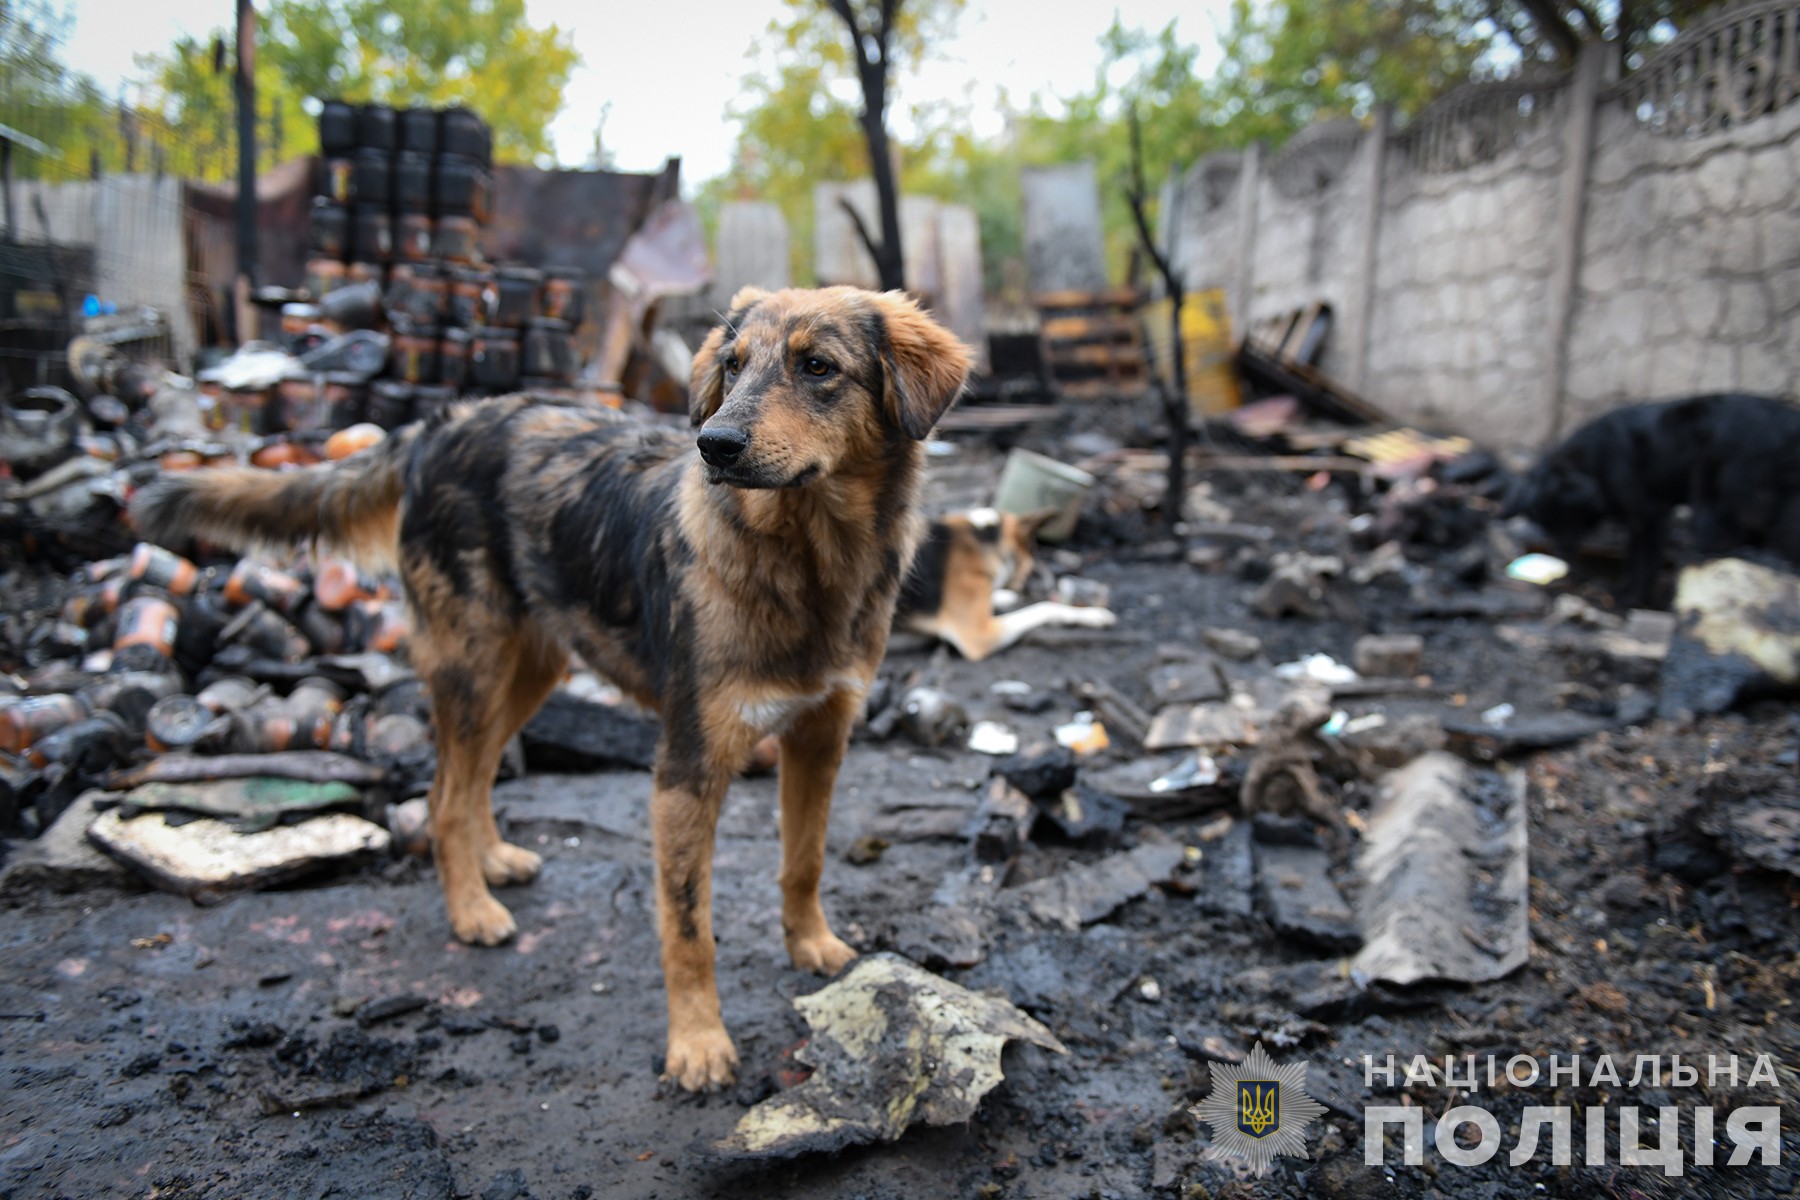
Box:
[1035,288,1150,399]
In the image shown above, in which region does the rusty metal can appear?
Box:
[447,266,491,327]
[306,257,347,298]
[221,386,273,436]
[435,215,479,265]
[194,676,265,714]
[0,694,91,754]
[26,710,130,772]
[145,694,230,753]
[128,543,200,595]
[227,606,313,662]
[225,560,308,614]
[469,326,520,392]
[279,376,331,434]
[389,320,439,385]
[322,372,367,428]
[541,267,586,326]
[439,327,471,391]
[395,212,434,263]
[113,596,180,658]
[368,381,415,430]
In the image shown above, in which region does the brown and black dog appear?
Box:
[895,507,1115,661]
[131,286,972,1091]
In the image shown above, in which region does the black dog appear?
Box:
[1504,393,1800,606]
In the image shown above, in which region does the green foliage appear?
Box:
[132,34,319,182]
[0,0,115,181]
[702,0,966,284]
[712,0,1719,289]
[254,0,578,166]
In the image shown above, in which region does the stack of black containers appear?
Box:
[304,101,584,433]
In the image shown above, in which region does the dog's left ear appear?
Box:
[690,287,770,427]
[873,291,973,440]
[1016,507,1063,543]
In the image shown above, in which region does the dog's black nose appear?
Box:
[697,426,748,467]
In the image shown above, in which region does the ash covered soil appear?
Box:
[3,454,1798,1200]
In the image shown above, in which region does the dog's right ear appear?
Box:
[690,287,770,427]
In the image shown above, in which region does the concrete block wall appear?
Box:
[1170,1,1800,448]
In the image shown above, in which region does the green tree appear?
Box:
[134,33,318,182]
[702,0,963,284]
[0,0,116,181]
[257,0,577,165]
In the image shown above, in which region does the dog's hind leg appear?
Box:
[417,620,566,946]
[777,688,862,976]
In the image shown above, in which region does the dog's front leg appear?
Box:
[650,762,737,1091]
[777,689,860,975]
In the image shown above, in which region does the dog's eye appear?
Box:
[803,357,834,378]
[722,355,739,376]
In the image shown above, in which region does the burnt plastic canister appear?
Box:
[367,381,415,429]
[113,596,180,658]
[438,327,471,391]
[412,385,457,423]
[225,560,308,613]
[279,376,331,433]
[229,606,313,662]
[347,260,387,291]
[220,386,272,435]
[128,543,199,595]
[439,107,491,164]
[387,261,444,324]
[541,267,586,325]
[26,710,130,773]
[318,99,357,155]
[0,694,90,753]
[280,302,323,354]
[306,257,347,298]
[523,317,575,383]
[296,602,348,654]
[469,326,520,392]
[395,212,434,262]
[434,216,478,265]
[195,676,264,714]
[389,320,439,385]
[398,106,438,155]
[145,694,229,752]
[314,559,391,610]
[351,148,390,208]
[317,156,354,204]
[391,150,434,213]
[447,266,491,327]
[310,198,349,258]
[356,103,397,152]
[323,373,367,427]
[491,266,541,328]
[351,205,392,262]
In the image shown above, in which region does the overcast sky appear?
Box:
[62,1,1231,182]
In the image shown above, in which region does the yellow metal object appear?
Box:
[1143,288,1241,416]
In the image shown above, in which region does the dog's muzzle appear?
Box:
[697,426,749,468]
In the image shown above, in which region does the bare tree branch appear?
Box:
[838,195,883,274]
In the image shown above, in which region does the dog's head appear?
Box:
[1503,454,1605,556]
[963,506,1059,592]
[688,286,972,489]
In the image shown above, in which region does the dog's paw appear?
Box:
[787,930,858,976]
[449,894,518,946]
[482,841,543,887]
[663,1026,739,1092]
[1067,605,1117,628]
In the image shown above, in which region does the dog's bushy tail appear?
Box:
[131,427,418,570]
